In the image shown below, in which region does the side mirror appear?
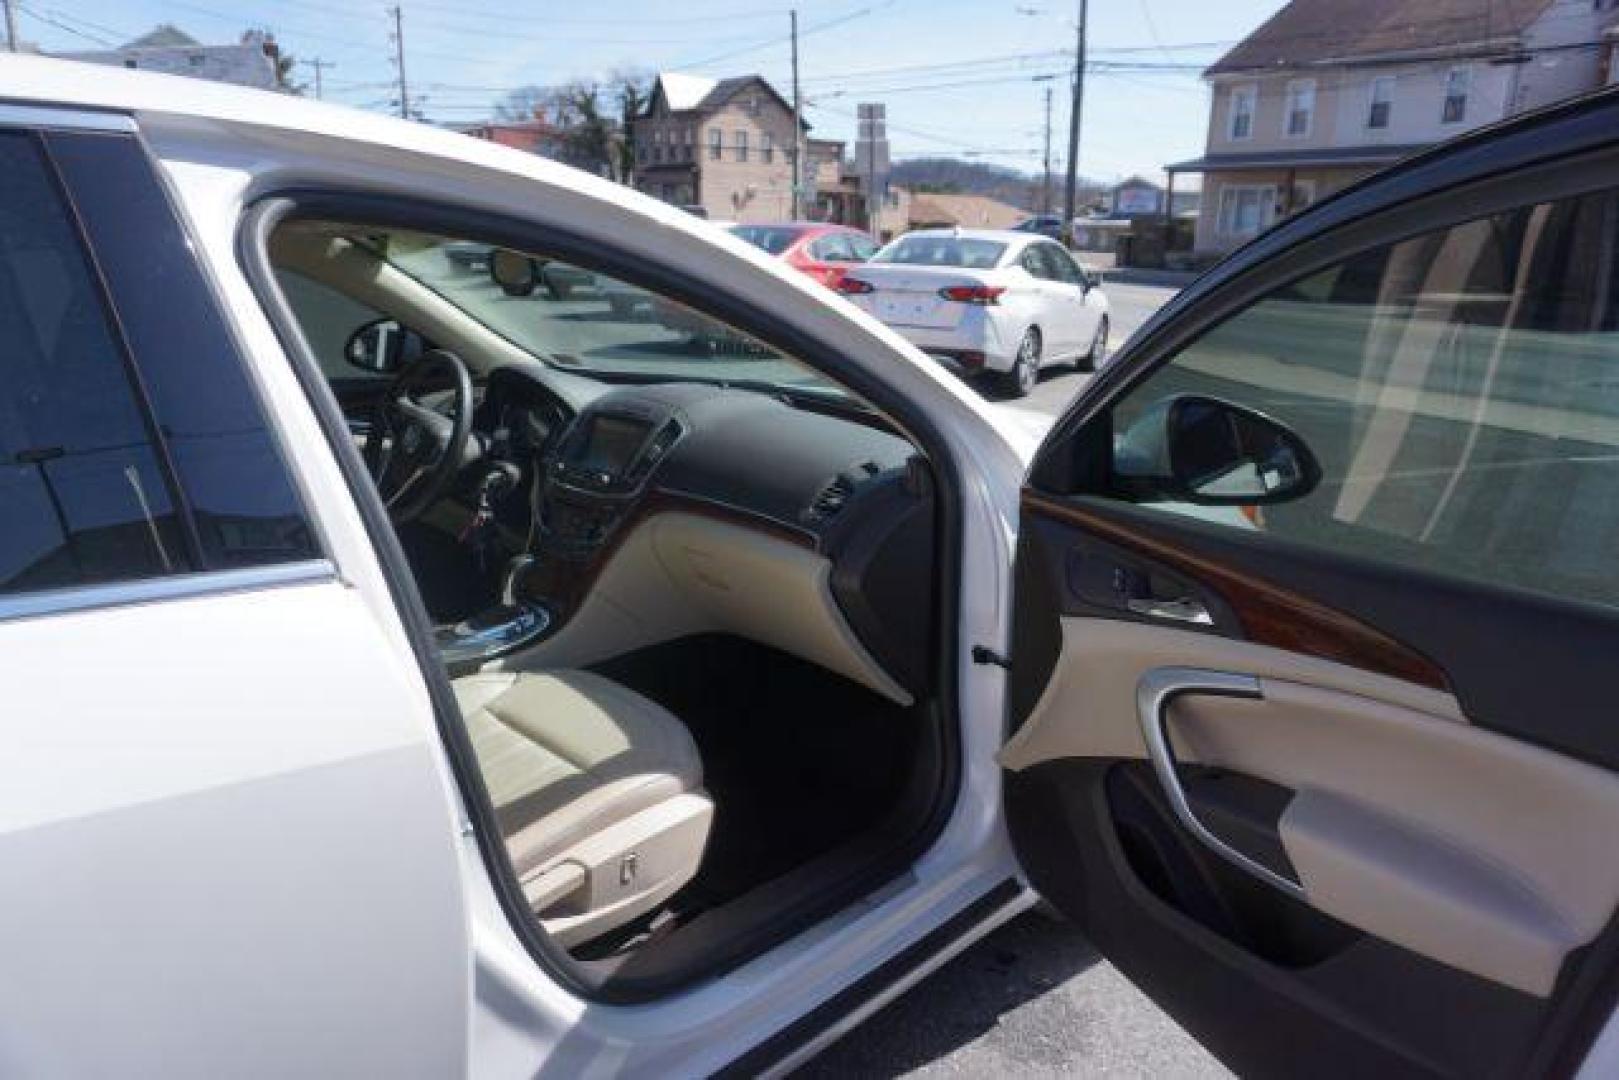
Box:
[1113,394,1320,506]
[489,248,540,297]
[343,318,424,375]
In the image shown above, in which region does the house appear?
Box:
[906,193,1025,231]
[452,111,618,179]
[634,73,806,222]
[808,139,914,239]
[59,24,281,90]
[1171,0,1616,254]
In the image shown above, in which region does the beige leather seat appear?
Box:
[453,670,712,946]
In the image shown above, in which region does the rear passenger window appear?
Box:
[0,129,318,601]
[47,130,320,573]
[0,134,186,593]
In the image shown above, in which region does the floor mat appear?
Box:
[590,634,921,907]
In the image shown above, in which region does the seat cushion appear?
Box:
[453,670,705,878]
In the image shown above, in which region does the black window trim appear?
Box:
[235,189,968,1008]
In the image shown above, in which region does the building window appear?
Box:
[1367,76,1394,129]
[1228,84,1256,140]
[1216,184,1278,238]
[709,128,722,160]
[1443,66,1470,124]
[1284,79,1316,137]
[761,132,774,163]
[735,129,748,162]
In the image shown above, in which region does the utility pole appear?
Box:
[300,57,334,100]
[2,0,18,54]
[1042,85,1054,215]
[1062,0,1088,244]
[389,6,409,119]
[790,9,804,220]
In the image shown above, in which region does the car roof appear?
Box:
[732,222,867,235]
[895,228,1038,245]
[4,55,656,210]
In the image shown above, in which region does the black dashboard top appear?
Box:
[482,367,920,544]
[572,382,917,540]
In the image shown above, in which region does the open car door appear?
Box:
[1001,94,1619,1080]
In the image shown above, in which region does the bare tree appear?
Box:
[494,84,554,122]
[609,69,653,185]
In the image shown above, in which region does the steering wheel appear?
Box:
[364,349,475,524]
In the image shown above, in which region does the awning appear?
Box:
[1166,144,1428,173]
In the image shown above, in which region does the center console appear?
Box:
[539,396,684,558]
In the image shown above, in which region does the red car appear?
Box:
[729,222,879,288]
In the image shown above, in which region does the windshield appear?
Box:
[367,228,849,398]
[873,236,1007,269]
[729,225,805,256]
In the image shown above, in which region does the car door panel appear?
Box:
[1008,495,1619,1076]
[1007,96,1619,1079]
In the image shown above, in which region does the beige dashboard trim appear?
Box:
[498,511,913,706]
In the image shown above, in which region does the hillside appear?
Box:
[889,157,1107,212]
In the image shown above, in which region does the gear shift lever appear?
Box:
[501,553,539,606]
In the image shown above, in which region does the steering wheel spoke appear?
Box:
[365,349,475,524]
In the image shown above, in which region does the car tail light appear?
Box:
[836,277,875,295]
[939,285,1005,305]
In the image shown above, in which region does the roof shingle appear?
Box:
[1207,0,1557,74]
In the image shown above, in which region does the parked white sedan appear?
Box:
[837,228,1110,396]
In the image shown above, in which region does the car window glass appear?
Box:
[357,229,851,399]
[812,234,854,262]
[874,236,1006,269]
[848,236,878,261]
[0,133,189,594]
[48,131,320,573]
[1021,248,1053,280]
[276,270,389,381]
[730,225,801,255]
[1042,245,1084,285]
[1097,187,1619,609]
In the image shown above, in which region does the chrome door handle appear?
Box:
[1125,596,1213,625]
[1135,667,1306,901]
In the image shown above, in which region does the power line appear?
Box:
[678,2,883,70]
[15,1,116,46]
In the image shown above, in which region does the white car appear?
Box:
[837,228,1110,396]
[5,55,1619,1080]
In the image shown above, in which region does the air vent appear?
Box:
[808,474,857,520]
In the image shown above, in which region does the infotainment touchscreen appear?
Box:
[576,414,652,474]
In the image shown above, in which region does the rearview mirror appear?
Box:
[1113,395,1320,506]
[344,318,425,375]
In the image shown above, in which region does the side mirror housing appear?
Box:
[489,248,539,296]
[344,318,425,375]
[1113,394,1320,506]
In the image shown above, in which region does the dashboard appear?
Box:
[471,369,938,700]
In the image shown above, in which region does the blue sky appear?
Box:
[14,0,1287,181]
